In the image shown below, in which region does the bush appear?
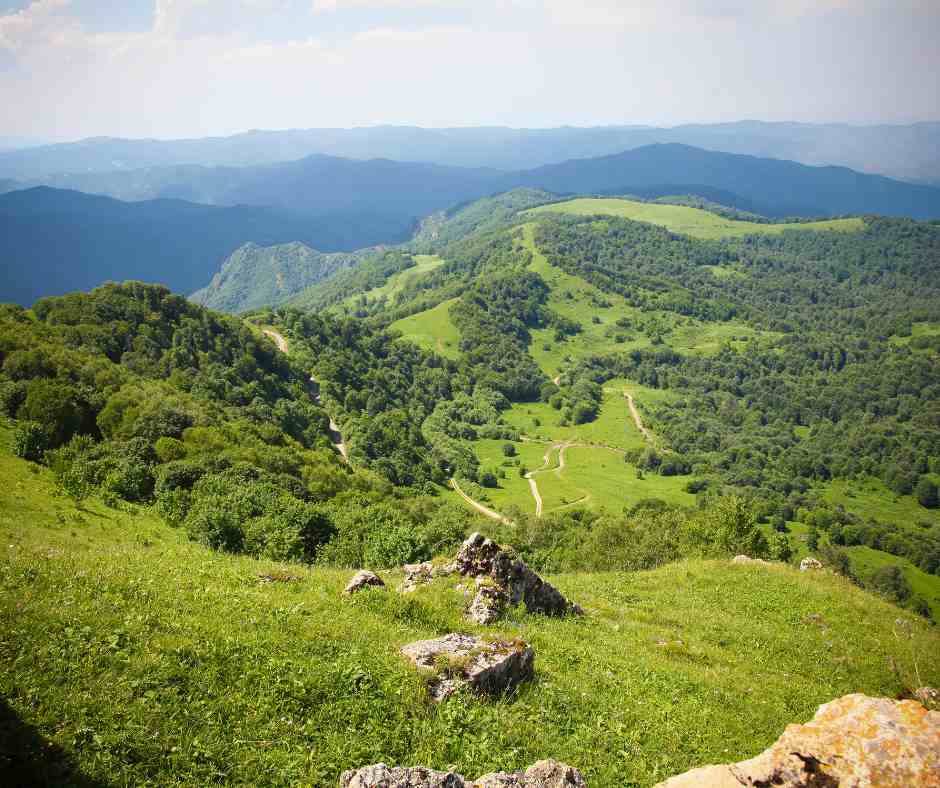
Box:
[12,421,48,462]
[501,442,517,457]
[480,471,498,488]
[155,437,187,463]
[916,477,938,509]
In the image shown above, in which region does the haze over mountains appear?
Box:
[1,121,939,183]
[3,138,940,306]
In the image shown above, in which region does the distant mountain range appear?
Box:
[1,121,938,182]
[0,188,392,306]
[3,142,940,306]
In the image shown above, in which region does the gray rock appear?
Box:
[344,570,385,595]
[400,632,534,702]
[455,533,582,623]
[401,562,434,593]
[799,556,823,571]
[731,555,770,565]
[340,760,585,787]
[655,693,940,787]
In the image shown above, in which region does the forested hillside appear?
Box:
[190,242,372,313]
[289,194,940,617]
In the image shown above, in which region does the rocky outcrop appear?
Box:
[799,557,823,571]
[343,570,385,595]
[401,561,457,593]
[400,633,534,702]
[655,693,940,787]
[340,759,586,787]
[454,533,582,624]
[731,555,770,565]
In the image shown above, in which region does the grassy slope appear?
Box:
[341,255,444,310]
[519,223,773,377]
[525,198,865,239]
[2,435,939,787]
[388,297,462,359]
[821,476,940,529]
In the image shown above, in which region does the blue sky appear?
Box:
[1,0,938,141]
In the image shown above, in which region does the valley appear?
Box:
[2,121,940,787]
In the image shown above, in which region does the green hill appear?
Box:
[2,435,938,786]
[190,242,368,313]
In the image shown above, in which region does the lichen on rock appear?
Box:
[400,632,534,702]
[655,692,940,787]
[340,759,586,787]
[455,533,582,624]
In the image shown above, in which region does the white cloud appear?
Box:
[0,0,936,139]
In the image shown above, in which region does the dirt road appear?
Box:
[262,328,349,462]
[625,392,654,444]
[450,479,510,524]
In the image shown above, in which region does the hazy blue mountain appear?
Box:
[0,187,396,305]
[511,144,940,219]
[190,242,372,313]
[20,155,500,224]
[2,122,939,181]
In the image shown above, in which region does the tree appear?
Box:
[501,442,517,457]
[915,477,938,509]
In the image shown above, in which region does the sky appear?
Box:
[0,0,938,141]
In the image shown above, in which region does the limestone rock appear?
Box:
[344,570,385,595]
[400,632,534,702]
[401,562,434,593]
[799,556,823,571]
[455,533,581,623]
[340,760,585,788]
[340,764,463,787]
[401,561,458,593]
[731,555,770,565]
[655,693,940,787]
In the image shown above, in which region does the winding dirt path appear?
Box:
[624,392,655,444]
[450,479,510,524]
[262,328,349,462]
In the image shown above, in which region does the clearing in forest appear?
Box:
[525,197,865,239]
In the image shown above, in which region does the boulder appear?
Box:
[340,760,585,787]
[731,555,770,565]
[401,562,434,593]
[455,533,582,623]
[400,632,534,702]
[799,557,823,571]
[343,570,385,595]
[655,693,940,787]
[400,561,457,593]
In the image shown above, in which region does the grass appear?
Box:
[389,298,462,359]
[525,198,865,239]
[518,224,775,377]
[845,545,940,624]
[343,255,444,310]
[820,477,940,530]
[2,435,939,786]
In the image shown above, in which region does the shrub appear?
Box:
[916,477,938,509]
[501,442,516,457]
[155,437,187,463]
[12,421,48,462]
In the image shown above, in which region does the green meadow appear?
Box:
[525,198,865,239]
[389,297,462,359]
[343,254,444,309]
[3,433,937,787]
